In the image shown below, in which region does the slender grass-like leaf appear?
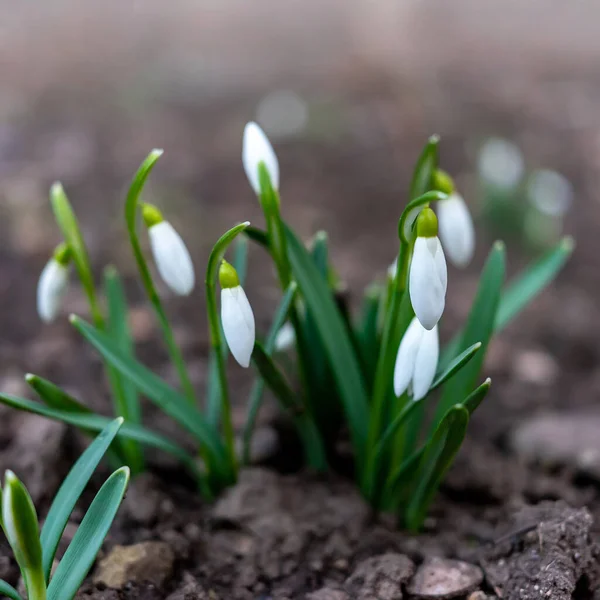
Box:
[355,284,383,387]
[40,418,123,582]
[104,267,144,473]
[70,316,230,478]
[243,282,297,464]
[284,223,369,463]
[47,467,130,600]
[433,243,505,428]
[0,394,201,482]
[405,405,469,531]
[429,342,481,391]
[251,343,327,470]
[440,237,572,369]
[0,580,23,600]
[409,135,439,200]
[462,378,492,415]
[2,472,45,599]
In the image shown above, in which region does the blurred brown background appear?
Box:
[1,0,600,435]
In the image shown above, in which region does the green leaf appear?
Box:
[243,282,297,464]
[70,317,230,478]
[462,378,492,415]
[2,471,45,599]
[405,405,469,530]
[47,467,130,600]
[284,223,369,463]
[430,342,481,391]
[434,243,505,428]
[440,237,572,369]
[355,284,383,387]
[26,374,90,414]
[0,580,23,600]
[495,236,573,331]
[0,394,201,482]
[410,135,439,200]
[251,342,327,470]
[244,226,270,250]
[40,418,123,582]
[104,267,144,474]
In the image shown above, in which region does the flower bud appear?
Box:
[37,243,71,323]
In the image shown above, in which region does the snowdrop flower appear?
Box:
[437,192,475,268]
[220,260,255,368]
[143,204,195,296]
[274,321,295,352]
[409,208,447,330]
[37,243,70,323]
[393,317,439,400]
[243,121,279,195]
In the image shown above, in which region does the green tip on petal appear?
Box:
[142,203,164,228]
[432,169,455,195]
[53,242,71,266]
[219,259,240,289]
[416,207,439,238]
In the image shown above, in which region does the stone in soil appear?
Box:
[345,553,414,600]
[93,541,175,589]
[405,557,483,599]
[511,410,600,479]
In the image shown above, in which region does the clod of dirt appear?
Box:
[306,588,351,600]
[165,571,211,600]
[480,502,596,600]
[511,411,600,479]
[345,553,415,600]
[406,557,483,599]
[93,541,175,589]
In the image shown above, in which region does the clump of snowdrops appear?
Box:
[0,124,571,530]
[0,419,128,600]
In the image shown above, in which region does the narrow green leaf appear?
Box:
[440,237,572,369]
[434,243,505,428]
[355,284,383,386]
[104,267,144,474]
[0,394,201,481]
[243,282,297,463]
[47,467,130,600]
[2,471,44,599]
[430,342,481,391]
[405,405,469,530]
[0,579,23,600]
[284,223,369,462]
[251,343,327,470]
[244,226,270,250]
[372,400,422,466]
[495,236,573,330]
[409,135,439,200]
[40,418,123,582]
[462,378,492,415]
[70,316,230,476]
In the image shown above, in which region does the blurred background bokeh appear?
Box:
[2,0,600,444]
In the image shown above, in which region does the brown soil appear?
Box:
[1,68,600,599]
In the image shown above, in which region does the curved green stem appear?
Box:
[124,150,195,404]
[25,569,46,600]
[205,221,251,472]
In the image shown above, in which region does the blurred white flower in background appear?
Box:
[527,169,573,218]
[256,90,308,139]
[478,137,524,189]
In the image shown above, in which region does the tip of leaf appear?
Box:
[4,470,16,484]
[116,466,131,482]
[151,148,164,157]
[68,314,79,325]
[115,416,125,426]
[484,377,492,386]
[314,230,328,242]
[50,181,64,194]
[24,373,35,383]
[561,236,575,253]
[104,264,118,278]
[474,342,482,349]
[241,220,251,227]
[493,240,506,252]
[429,134,440,144]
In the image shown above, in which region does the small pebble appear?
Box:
[406,557,483,599]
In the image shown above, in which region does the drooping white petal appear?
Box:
[437,193,475,268]
[409,236,446,330]
[411,325,439,401]
[243,121,280,195]
[149,221,195,296]
[274,321,295,352]
[221,286,256,368]
[37,259,69,323]
[393,318,424,397]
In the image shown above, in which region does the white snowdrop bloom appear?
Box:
[146,206,195,296]
[274,321,295,352]
[478,137,524,189]
[437,192,475,268]
[242,121,279,195]
[220,261,255,368]
[409,208,447,330]
[37,254,70,323]
[393,318,439,401]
